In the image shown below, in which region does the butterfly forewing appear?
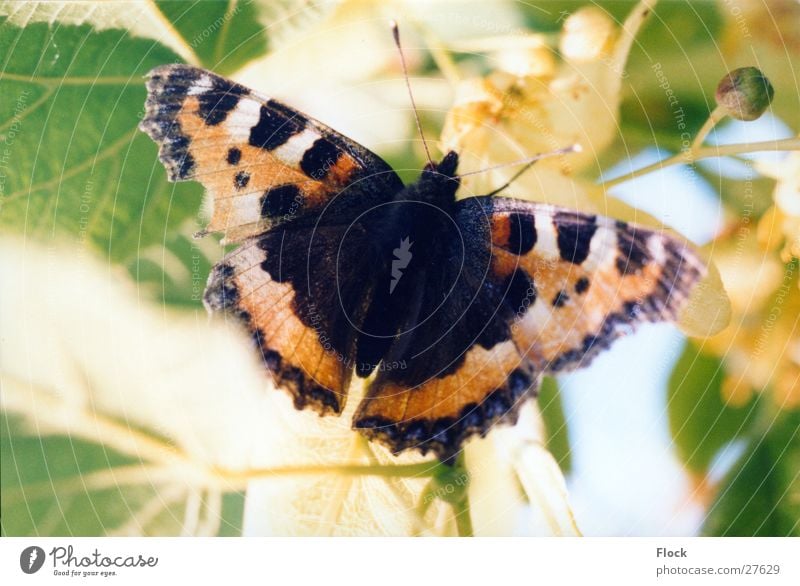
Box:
[139,64,403,243]
[484,197,706,373]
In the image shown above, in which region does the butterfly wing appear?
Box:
[140,64,404,243]
[204,222,378,414]
[484,197,706,372]
[354,196,706,457]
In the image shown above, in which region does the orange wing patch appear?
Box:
[176,102,324,238]
[354,342,537,457]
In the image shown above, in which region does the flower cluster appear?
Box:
[705,150,800,408]
[441,4,642,205]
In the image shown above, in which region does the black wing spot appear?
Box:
[197,78,247,126]
[227,147,242,165]
[507,212,537,255]
[260,184,303,218]
[508,369,533,398]
[555,211,597,264]
[234,171,251,189]
[615,221,651,275]
[300,138,341,180]
[482,388,512,419]
[574,276,590,294]
[165,67,200,97]
[303,383,342,414]
[552,290,570,308]
[162,126,195,179]
[249,101,305,151]
[174,142,195,178]
[503,269,537,314]
[203,264,238,311]
[259,346,282,371]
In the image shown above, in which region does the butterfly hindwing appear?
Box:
[355,195,706,457]
[139,64,403,243]
[204,222,377,414]
[354,196,539,457]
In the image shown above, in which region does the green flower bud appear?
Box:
[715,67,775,121]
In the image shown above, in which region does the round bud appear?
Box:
[715,67,774,121]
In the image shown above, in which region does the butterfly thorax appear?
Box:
[366,150,460,245]
[351,151,463,376]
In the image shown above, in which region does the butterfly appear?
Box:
[140,64,706,460]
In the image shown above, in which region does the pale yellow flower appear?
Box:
[704,233,800,409]
[704,150,800,408]
[238,0,524,159]
[441,2,656,198]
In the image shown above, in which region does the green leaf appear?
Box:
[0,415,167,536]
[702,409,800,536]
[668,341,758,474]
[218,492,246,536]
[538,377,572,474]
[1,415,245,536]
[0,19,208,305]
[154,0,268,75]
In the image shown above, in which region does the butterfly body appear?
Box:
[141,65,707,459]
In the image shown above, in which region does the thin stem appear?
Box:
[700,137,800,158]
[452,496,474,537]
[448,452,473,537]
[604,137,800,189]
[214,461,441,485]
[609,0,658,98]
[212,0,238,67]
[416,480,438,518]
[691,105,728,151]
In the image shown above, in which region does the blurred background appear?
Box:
[1,0,798,536]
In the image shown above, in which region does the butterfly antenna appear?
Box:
[391,21,433,167]
[459,144,582,196]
